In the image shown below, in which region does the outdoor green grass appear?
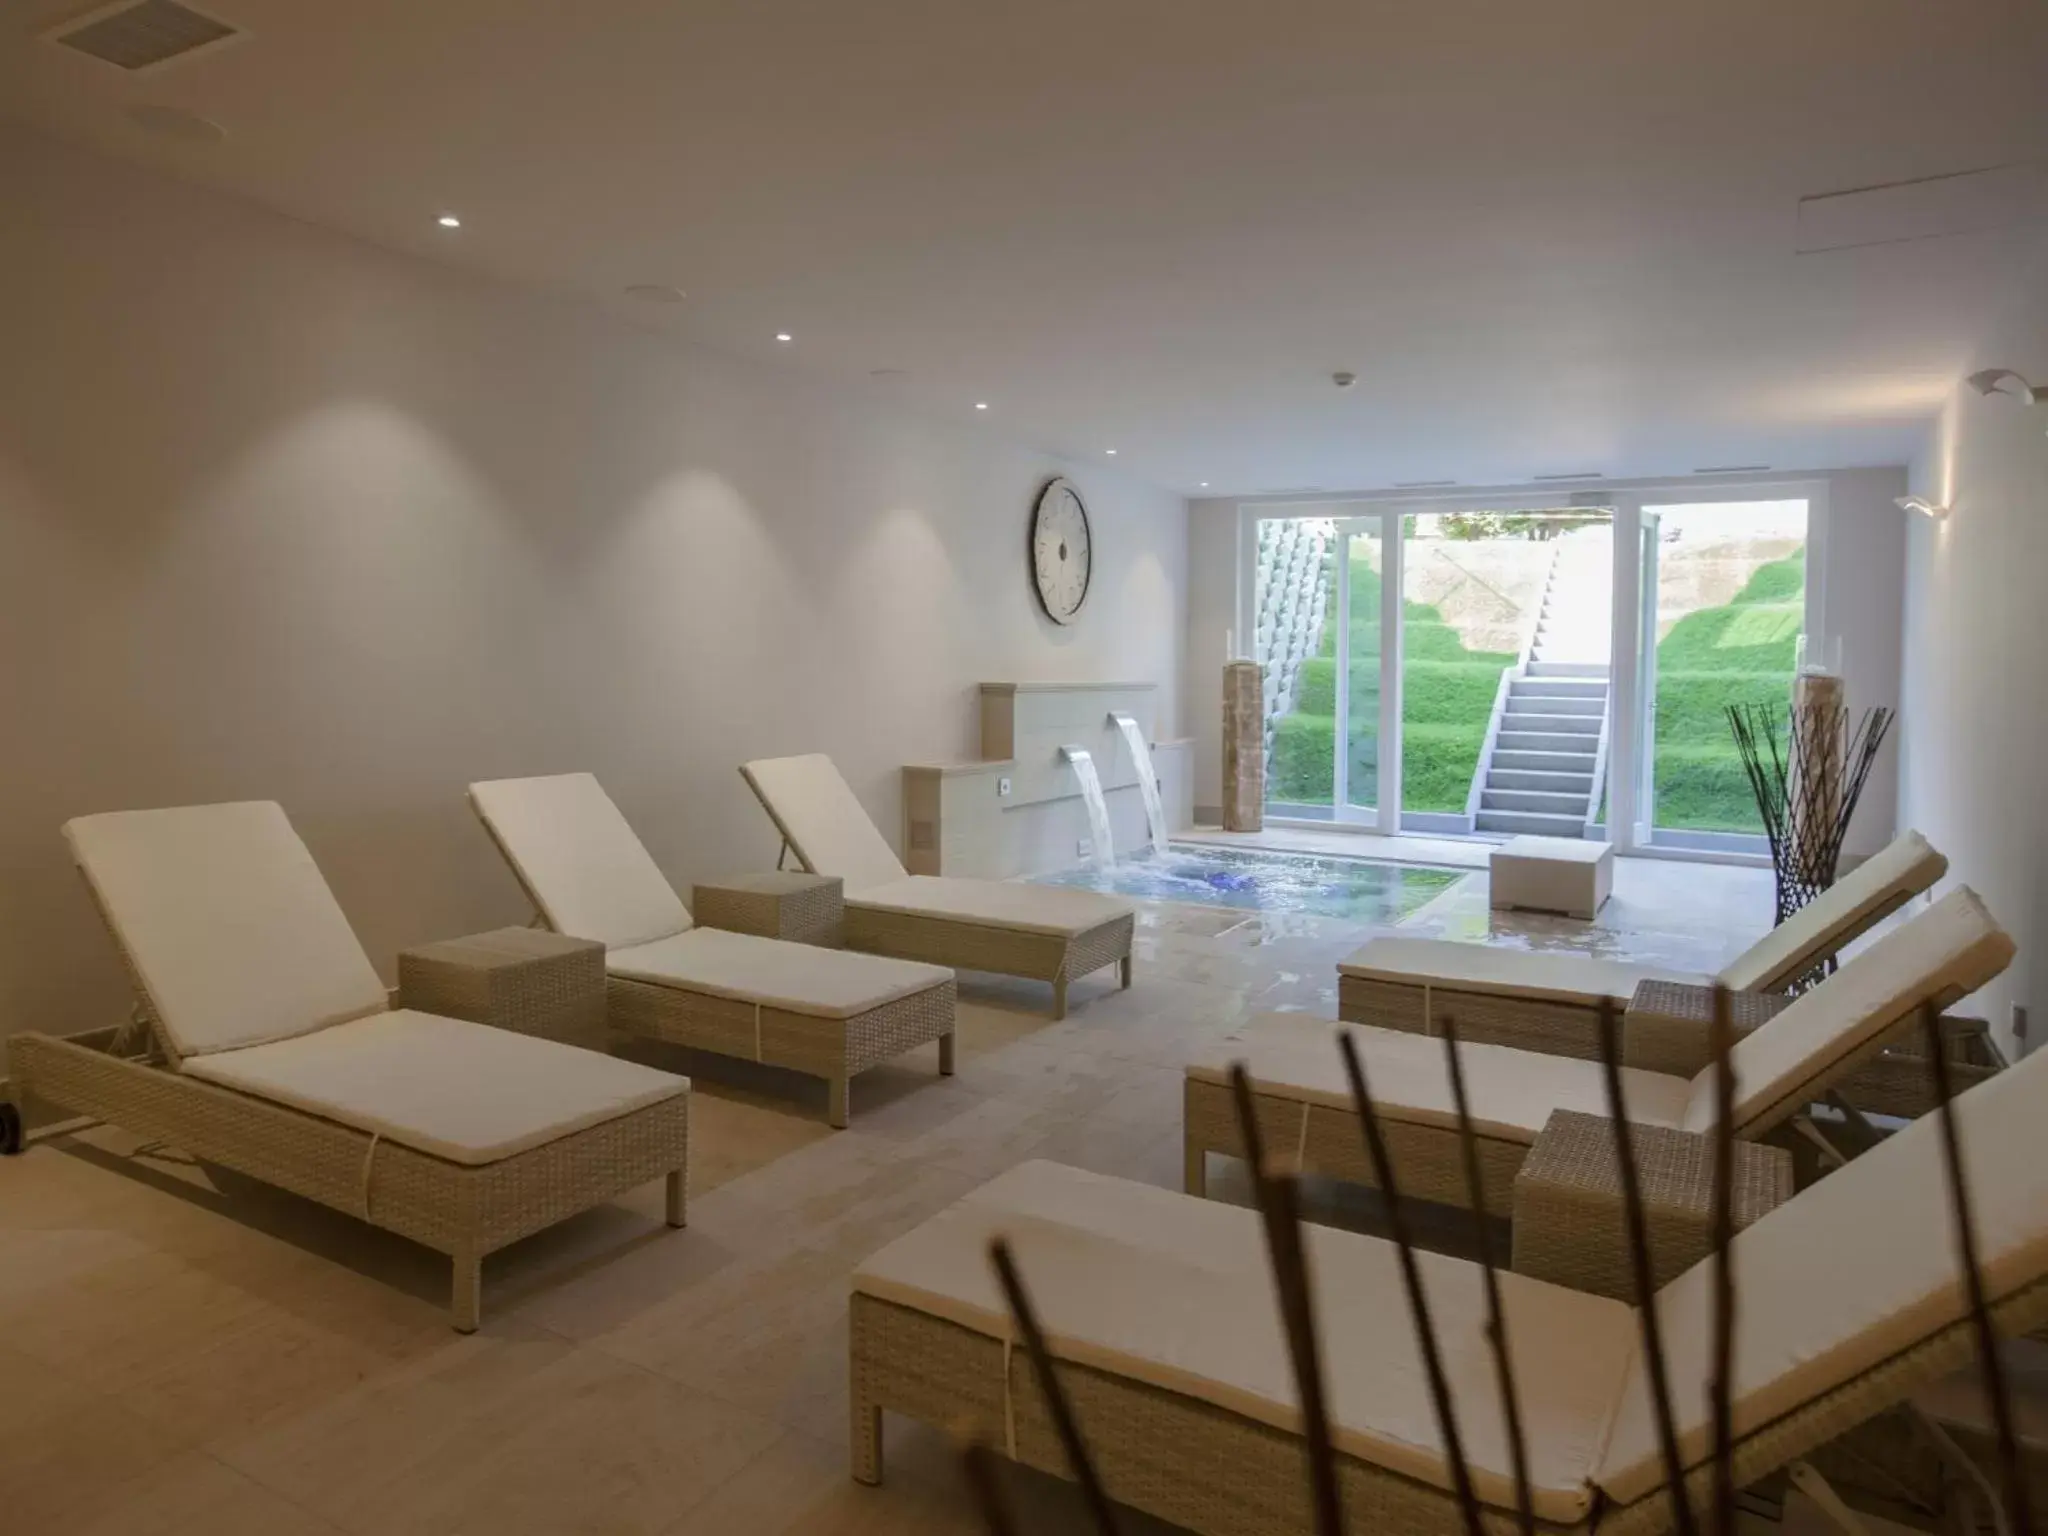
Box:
[1270,548,1514,813]
[1268,542,1804,828]
[1652,548,1804,832]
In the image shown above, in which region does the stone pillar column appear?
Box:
[1222,660,1265,832]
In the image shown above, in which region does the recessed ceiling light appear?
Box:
[775,332,793,343]
[1199,481,1210,488]
[623,284,686,304]
[975,402,989,411]
[1105,448,1117,456]
[437,214,461,229]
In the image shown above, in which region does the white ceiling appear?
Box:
[5,0,2046,496]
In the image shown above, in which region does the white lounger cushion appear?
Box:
[66,803,390,1059]
[739,753,908,894]
[1714,828,1946,992]
[608,926,949,1018]
[470,774,692,950]
[848,874,1131,936]
[1596,1027,2048,1504]
[1193,1013,1693,1141]
[183,1010,689,1166]
[1338,938,1701,1007]
[855,1159,1636,1521]
[1339,830,1949,1014]
[1684,884,2012,1134]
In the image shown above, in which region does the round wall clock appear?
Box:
[1030,476,1093,625]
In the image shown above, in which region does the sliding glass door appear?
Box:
[1633,500,1809,852]
[1254,510,1396,828]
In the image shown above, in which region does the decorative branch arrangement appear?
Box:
[1728,702,1895,929]
[958,988,2027,1536]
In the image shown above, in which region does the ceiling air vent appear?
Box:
[47,0,241,73]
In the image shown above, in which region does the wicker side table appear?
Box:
[1623,979,1793,1077]
[693,872,844,947]
[1511,1109,1794,1301]
[398,927,608,1046]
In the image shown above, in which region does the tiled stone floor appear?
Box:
[3,847,1835,1534]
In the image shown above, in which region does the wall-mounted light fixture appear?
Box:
[1895,495,1952,521]
[1967,369,2048,434]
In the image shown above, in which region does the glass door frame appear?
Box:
[1604,479,1832,861]
[1326,513,1402,831]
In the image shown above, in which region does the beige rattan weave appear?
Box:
[6,1031,688,1332]
[1339,973,1611,1058]
[605,972,956,1127]
[693,872,845,947]
[1510,1110,1795,1300]
[848,1264,2048,1536]
[397,927,608,1045]
[844,904,1134,1020]
[1182,1072,1529,1213]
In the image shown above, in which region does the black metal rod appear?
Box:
[960,1438,1025,1536]
[1334,1033,1486,1536]
[1438,1015,1535,1536]
[1593,997,1700,1536]
[989,1238,1122,1535]
[1706,986,1738,1536]
[1228,1063,1346,1536]
[1920,1000,2036,1536]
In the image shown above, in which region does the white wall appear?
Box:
[1899,278,2048,1052]
[0,127,1187,1042]
[1184,472,1908,850]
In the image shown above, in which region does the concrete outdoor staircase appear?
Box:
[1472,527,1613,838]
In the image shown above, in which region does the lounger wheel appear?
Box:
[0,1101,22,1156]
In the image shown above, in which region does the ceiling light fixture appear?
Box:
[436,214,461,229]
[1895,495,1952,521]
[975,402,989,411]
[775,332,793,343]
[1199,481,1210,488]
[1105,449,1117,456]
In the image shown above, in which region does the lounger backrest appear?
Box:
[1714,829,1946,993]
[65,802,390,1061]
[738,753,907,894]
[1595,1026,2048,1507]
[1680,886,2011,1135]
[468,774,691,949]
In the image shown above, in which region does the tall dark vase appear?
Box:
[1728,698,1895,929]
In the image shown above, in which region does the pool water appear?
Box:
[1031,843,1465,923]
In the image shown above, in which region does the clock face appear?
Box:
[1030,478,1092,625]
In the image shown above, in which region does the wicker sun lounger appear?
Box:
[739,753,1135,1019]
[1185,887,2012,1214]
[1339,829,1947,1058]
[4,802,691,1332]
[470,773,957,1127]
[852,1037,2048,1536]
